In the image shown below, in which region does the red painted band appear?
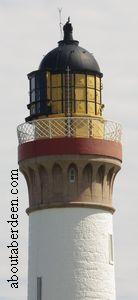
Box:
[18,138,122,162]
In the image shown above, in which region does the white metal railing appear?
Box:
[17,117,122,145]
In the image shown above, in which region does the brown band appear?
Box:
[26,202,115,215]
[18,138,122,162]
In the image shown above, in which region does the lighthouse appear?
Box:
[17,19,122,300]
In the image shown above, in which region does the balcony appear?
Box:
[17,117,122,145]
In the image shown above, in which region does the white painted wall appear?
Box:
[28,208,115,300]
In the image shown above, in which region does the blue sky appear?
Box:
[0,0,138,299]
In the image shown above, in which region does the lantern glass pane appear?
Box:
[87,75,95,88]
[87,102,95,115]
[52,88,62,100]
[75,74,85,87]
[52,101,62,114]
[96,76,100,90]
[75,88,86,100]
[87,88,95,101]
[76,101,86,114]
[96,90,101,103]
[52,74,61,87]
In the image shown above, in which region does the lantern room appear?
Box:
[26,18,104,121]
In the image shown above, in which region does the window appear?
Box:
[96,104,101,116]
[96,90,100,103]
[50,74,62,114]
[75,74,85,87]
[52,74,61,87]
[46,71,51,87]
[87,88,95,101]
[75,75,86,115]
[76,101,86,114]
[75,88,86,100]
[87,75,96,116]
[30,76,35,90]
[30,77,35,102]
[30,75,40,104]
[52,88,62,100]
[45,72,102,117]
[87,102,95,114]
[52,101,62,114]
[47,87,51,100]
[87,75,95,88]
[109,234,114,264]
[95,76,101,115]
[30,104,35,115]
[35,89,40,102]
[37,277,42,300]
[30,91,35,102]
[36,102,41,114]
[96,76,101,90]
[68,167,76,183]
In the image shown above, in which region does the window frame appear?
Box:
[28,73,41,117]
[30,76,36,103]
[45,71,102,116]
[68,167,76,183]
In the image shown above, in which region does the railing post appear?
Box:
[49,119,52,139]
[90,118,93,137]
[67,117,71,137]
[88,117,90,138]
[34,120,36,141]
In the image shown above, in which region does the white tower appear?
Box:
[17,19,122,300]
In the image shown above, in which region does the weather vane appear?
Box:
[58,8,63,39]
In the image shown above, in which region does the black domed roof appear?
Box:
[39,19,102,76]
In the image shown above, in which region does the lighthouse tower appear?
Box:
[17,19,122,300]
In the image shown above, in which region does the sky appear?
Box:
[0,0,138,299]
